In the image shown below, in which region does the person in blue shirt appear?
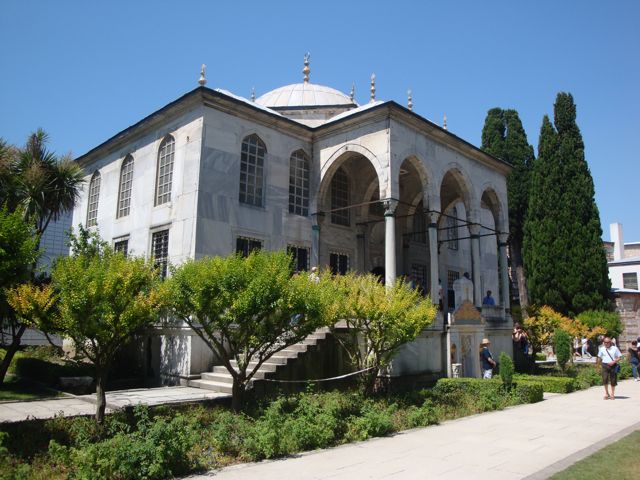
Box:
[482,290,495,306]
[480,338,496,379]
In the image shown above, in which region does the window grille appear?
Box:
[151,230,169,279]
[114,239,129,257]
[86,172,101,227]
[287,245,309,272]
[331,167,349,226]
[288,150,310,216]
[117,155,134,218]
[623,272,638,290]
[239,135,266,207]
[329,252,349,275]
[155,136,175,206]
[236,236,263,257]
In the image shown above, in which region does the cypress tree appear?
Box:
[481,108,534,313]
[524,93,611,316]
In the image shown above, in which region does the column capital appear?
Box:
[468,222,481,237]
[498,232,509,245]
[427,210,440,225]
[383,198,399,216]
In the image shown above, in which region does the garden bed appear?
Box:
[0,377,543,479]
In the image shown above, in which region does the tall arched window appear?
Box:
[288,149,309,216]
[86,171,101,227]
[116,155,134,218]
[155,135,175,206]
[331,167,350,226]
[447,206,459,250]
[239,134,266,207]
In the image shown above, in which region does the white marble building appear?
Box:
[72,59,513,384]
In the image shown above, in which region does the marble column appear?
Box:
[427,211,440,303]
[311,214,321,269]
[468,222,482,307]
[357,224,367,273]
[498,233,510,312]
[384,199,398,287]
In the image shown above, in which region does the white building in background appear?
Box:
[604,223,640,344]
[71,59,513,385]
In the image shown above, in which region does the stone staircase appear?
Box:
[188,328,331,394]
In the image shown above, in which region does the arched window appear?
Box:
[447,206,459,250]
[155,135,175,206]
[116,155,134,218]
[239,134,266,207]
[86,171,101,227]
[331,167,349,226]
[288,150,309,216]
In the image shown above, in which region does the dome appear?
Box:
[255,83,355,108]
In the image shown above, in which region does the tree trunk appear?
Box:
[231,377,245,413]
[510,240,529,318]
[0,324,27,386]
[95,367,108,424]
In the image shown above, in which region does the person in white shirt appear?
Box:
[597,336,622,400]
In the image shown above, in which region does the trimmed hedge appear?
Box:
[433,377,543,405]
[514,374,577,393]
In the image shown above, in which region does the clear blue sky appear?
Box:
[1,1,638,241]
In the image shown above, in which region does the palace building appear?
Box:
[72,57,514,385]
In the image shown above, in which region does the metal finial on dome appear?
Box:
[350,83,355,102]
[251,87,256,102]
[370,73,376,103]
[443,113,448,130]
[198,64,207,86]
[407,89,413,111]
[303,52,311,83]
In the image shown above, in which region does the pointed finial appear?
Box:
[370,73,376,103]
[443,113,448,130]
[198,64,207,87]
[407,89,413,111]
[350,83,355,102]
[303,52,311,83]
[251,87,256,102]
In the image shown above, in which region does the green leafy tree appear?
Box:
[166,251,330,411]
[576,310,623,339]
[0,130,84,383]
[0,207,40,384]
[524,93,611,316]
[481,108,535,314]
[8,229,162,423]
[328,274,437,395]
[554,328,571,373]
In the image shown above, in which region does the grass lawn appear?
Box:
[550,430,640,479]
[0,377,62,402]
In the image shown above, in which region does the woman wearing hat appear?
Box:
[480,338,496,379]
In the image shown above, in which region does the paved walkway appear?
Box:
[188,379,640,480]
[0,386,229,423]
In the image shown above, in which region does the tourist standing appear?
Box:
[512,323,529,355]
[581,337,591,358]
[482,290,495,306]
[480,338,496,379]
[628,340,639,382]
[597,336,622,400]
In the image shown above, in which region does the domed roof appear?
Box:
[255,83,355,108]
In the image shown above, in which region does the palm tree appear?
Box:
[0,129,84,385]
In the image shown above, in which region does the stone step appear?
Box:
[188,379,235,394]
[228,361,281,372]
[201,371,267,383]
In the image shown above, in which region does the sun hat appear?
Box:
[481,338,491,345]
